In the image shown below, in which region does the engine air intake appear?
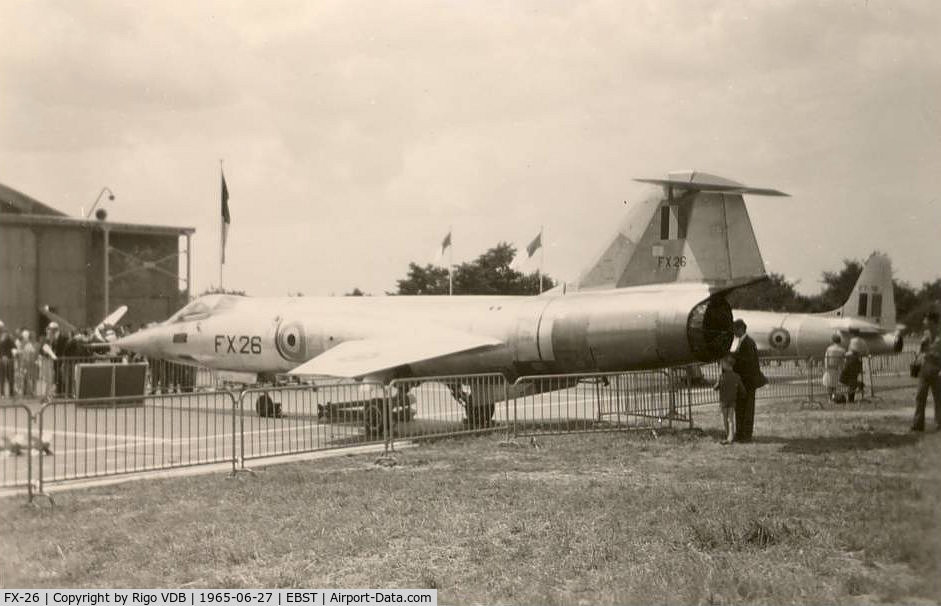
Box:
[688,297,733,362]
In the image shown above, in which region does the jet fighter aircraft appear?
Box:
[733,252,902,358]
[114,171,786,428]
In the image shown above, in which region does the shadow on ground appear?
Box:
[756,431,924,454]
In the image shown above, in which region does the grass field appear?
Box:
[1,387,939,604]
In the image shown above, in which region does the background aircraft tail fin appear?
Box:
[577,170,787,291]
[832,252,896,328]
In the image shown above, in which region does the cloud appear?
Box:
[0,0,938,297]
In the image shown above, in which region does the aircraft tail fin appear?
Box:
[577,171,787,291]
[831,252,896,328]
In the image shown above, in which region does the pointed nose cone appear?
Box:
[114,326,165,358]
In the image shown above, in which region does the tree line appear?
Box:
[395,242,554,296]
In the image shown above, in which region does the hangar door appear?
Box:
[0,226,37,331]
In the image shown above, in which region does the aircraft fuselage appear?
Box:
[119,285,733,380]
[734,309,899,358]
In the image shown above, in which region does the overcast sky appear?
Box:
[2,0,939,299]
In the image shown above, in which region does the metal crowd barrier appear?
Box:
[663,352,921,410]
[388,373,508,443]
[0,403,34,499]
[35,391,237,493]
[146,358,219,393]
[863,351,919,398]
[755,356,816,402]
[22,356,223,399]
[34,356,126,398]
[0,351,924,501]
[234,381,386,468]
[866,351,918,378]
[510,368,694,436]
[680,359,818,408]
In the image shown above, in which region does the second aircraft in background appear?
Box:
[734,252,903,358]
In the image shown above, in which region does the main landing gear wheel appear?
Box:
[363,399,385,438]
[465,400,496,428]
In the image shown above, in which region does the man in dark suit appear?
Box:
[0,321,16,397]
[731,319,764,442]
[912,310,941,432]
[45,323,71,396]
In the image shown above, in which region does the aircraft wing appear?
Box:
[834,318,889,336]
[287,331,503,379]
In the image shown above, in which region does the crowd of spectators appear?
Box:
[821,333,869,403]
[0,319,135,399]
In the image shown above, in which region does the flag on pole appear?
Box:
[432,230,453,265]
[525,231,542,258]
[436,229,454,295]
[221,171,231,264]
[440,231,452,256]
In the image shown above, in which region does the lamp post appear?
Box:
[86,186,115,219]
[103,223,111,318]
[87,187,116,317]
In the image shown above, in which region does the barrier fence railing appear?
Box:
[754,356,816,403]
[387,373,508,445]
[0,403,34,500]
[867,351,917,377]
[146,358,220,394]
[35,390,237,495]
[235,381,386,468]
[679,363,721,409]
[15,356,222,399]
[1,352,923,500]
[865,351,920,399]
[510,368,694,436]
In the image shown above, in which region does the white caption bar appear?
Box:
[0,591,436,606]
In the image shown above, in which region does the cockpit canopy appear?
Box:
[164,295,244,324]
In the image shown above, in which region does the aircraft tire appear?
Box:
[363,399,385,438]
[465,401,496,429]
[256,393,276,418]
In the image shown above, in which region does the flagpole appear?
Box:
[539,225,544,294]
[219,160,224,290]
[448,224,453,296]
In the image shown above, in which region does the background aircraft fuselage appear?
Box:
[734,309,899,357]
[733,252,900,357]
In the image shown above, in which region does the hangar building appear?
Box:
[0,182,194,334]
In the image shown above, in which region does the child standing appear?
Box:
[715,355,745,444]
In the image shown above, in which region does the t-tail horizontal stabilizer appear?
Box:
[634,171,789,197]
[577,170,787,292]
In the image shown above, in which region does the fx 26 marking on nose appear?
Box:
[215,335,262,354]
